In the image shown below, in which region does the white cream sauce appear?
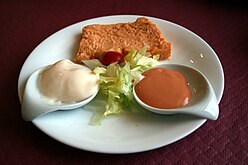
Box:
[39,59,99,103]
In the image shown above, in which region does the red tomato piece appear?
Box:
[100,51,124,65]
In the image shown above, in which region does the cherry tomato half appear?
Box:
[100,51,124,65]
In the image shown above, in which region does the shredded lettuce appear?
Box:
[93,46,160,117]
[82,59,106,70]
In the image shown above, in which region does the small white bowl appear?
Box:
[133,64,219,120]
[21,66,99,121]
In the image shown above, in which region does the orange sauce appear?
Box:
[135,68,192,109]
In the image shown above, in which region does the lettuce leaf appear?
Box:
[93,46,160,117]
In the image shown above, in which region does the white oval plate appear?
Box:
[18,15,224,154]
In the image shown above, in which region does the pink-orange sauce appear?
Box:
[135,68,192,109]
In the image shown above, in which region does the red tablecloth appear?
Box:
[1,0,247,164]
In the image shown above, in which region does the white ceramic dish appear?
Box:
[18,15,224,154]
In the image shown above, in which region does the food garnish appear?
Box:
[93,46,160,117]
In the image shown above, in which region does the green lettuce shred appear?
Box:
[93,46,160,117]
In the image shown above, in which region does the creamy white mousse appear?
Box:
[39,59,99,103]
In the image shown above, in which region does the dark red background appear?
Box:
[0,0,247,164]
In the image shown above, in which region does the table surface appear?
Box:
[1,0,247,164]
